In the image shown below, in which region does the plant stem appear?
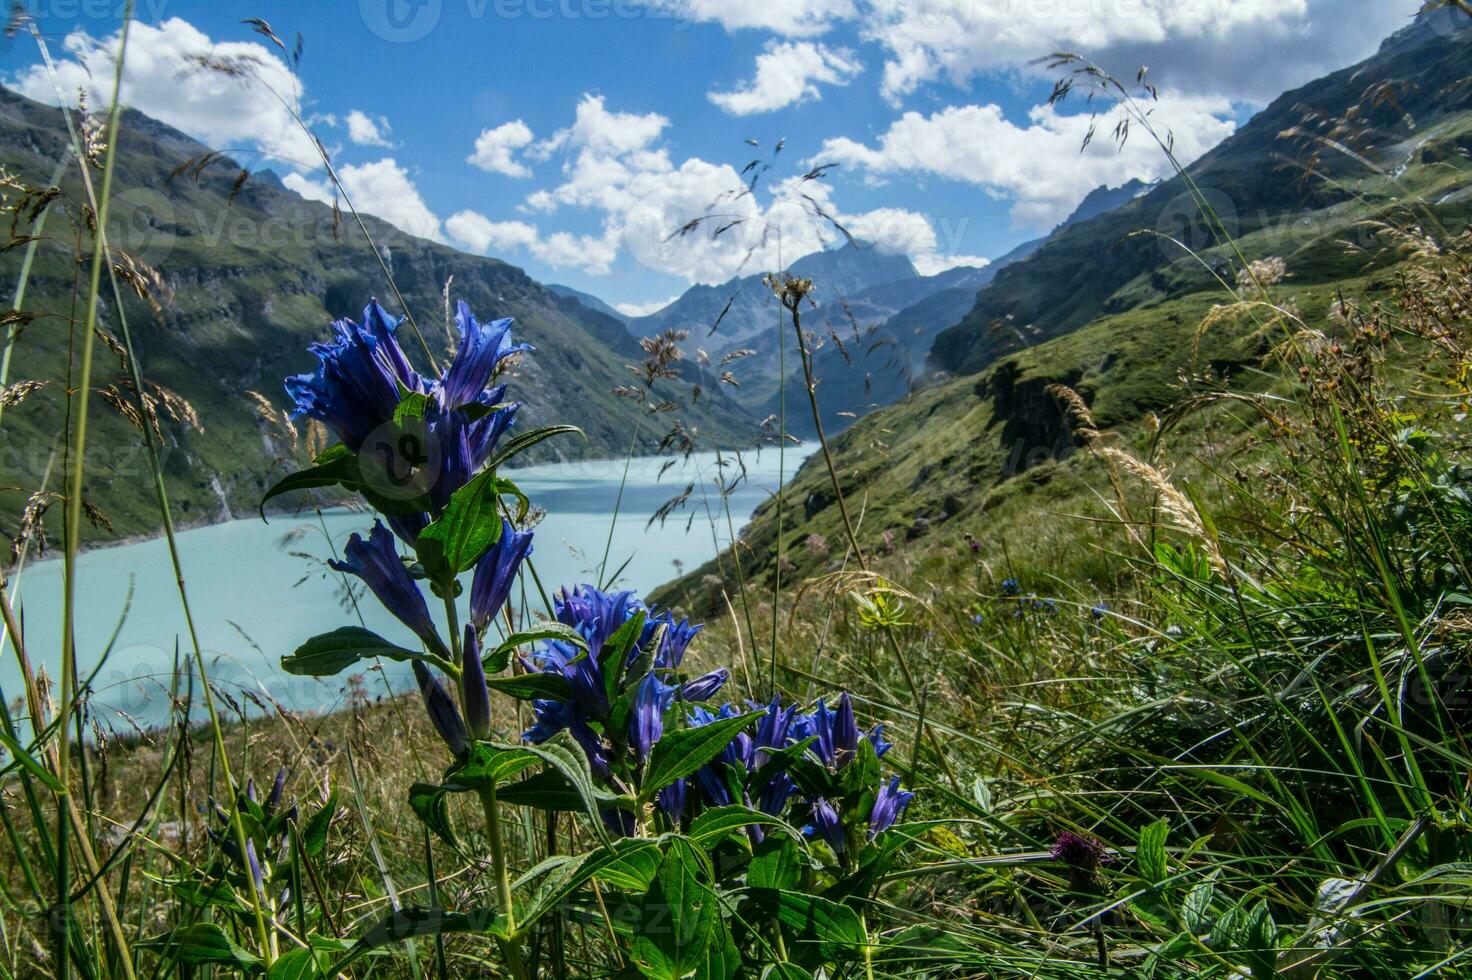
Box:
[478,784,528,980]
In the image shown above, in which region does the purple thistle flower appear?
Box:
[414,661,468,758]
[868,777,914,838]
[1051,831,1107,874]
[808,798,846,854]
[461,625,491,740]
[329,522,447,657]
[470,519,534,631]
[679,668,729,703]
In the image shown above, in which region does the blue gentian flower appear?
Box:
[329,521,447,658]
[286,300,422,451]
[972,612,985,626]
[792,693,889,770]
[680,668,729,703]
[630,672,676,762]
[1090,603,1108,621]
[689,698,797,824]
[657,779,686,828]
[868,776,914,838]
[469,519,534,631]
[522,585,707,766]
[414,661,468,758]
[1001,578,1022,597]
[808,798,846,853]
[461,625,491,740]
[439,302,531,410]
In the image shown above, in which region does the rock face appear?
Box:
[0,85,753,541]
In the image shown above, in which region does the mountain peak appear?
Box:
[788,241,919,294]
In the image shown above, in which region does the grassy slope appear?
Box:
[0,87,754,544]
[653,96,1472,614]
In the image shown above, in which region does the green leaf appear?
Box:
[600,609,647,710]
[457,733,611,840]
[165,876,248,913]
[336,906,509,971]
[282,627,441,677]
[455,743,543,788]
[409,782,460,848]
[416,469,516,580]
[747,834,805,891]
[761,965,814,980]
[0,728,63,792]
[393,391,433,426]
[484,423,585,472]
[511,839,662,933]
[484,673,573,702]
[260,451,360,518]
[142,921,260,968]
[631,839,718,980]
[1137,818,1170,884]
[268,946,328,980]
[495,769,628,812]
[749,889,865,960]
[1182,877,1216,935]
[300,791,338,858]
[687,804,797,851]
[640,713,752,803]
[482,624,588,673]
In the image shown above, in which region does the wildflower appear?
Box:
[461,625,491,740]
[469,519,534,631]
[868,776,915,838]
[1090,603,1108,621]
[1000,578,1022,597]
[329,521,447,657]
[414,661,468,758]
[972,612,985,627]
[792,693,891,770]
[285,300,421,451]
[690,698,797,821]
[808,798,846,854]
[1051,830,1108,888]
[657,779,686,828]
[630,672,676,762]
[439,302,530,410]
[680,669,729,703]
[523,584,711,772]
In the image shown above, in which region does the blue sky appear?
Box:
[4,0,1423,313]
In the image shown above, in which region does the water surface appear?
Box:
[2,447,811,731]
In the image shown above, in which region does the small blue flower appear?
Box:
[1000,578,1022,597]
[630,672,676,762]
[972,612,986,626]
[414,661,468,758]
[680,669,729,703]
[469,519,534,631]
[868,776,915,838]
[792,693,890,770]
[461,625,491,740]
[329,522,446,657]
[807,798,846,854]
[438,301,531,411]
[657,779,686,828]
[1090,603,1108,621]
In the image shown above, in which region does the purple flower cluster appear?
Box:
[522,584,725,775]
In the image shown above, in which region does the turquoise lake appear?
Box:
[1,446,811,732]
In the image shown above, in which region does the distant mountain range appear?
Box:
[0,85,751,540]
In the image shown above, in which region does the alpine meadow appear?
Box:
[4,2,1472,978]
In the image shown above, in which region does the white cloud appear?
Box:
[817,93,1236,227]
[468,120,536,178]
[638,0,856,37]
[867,0,1420,105]
[284,159,443,242]
[446,209,621,276]
[344,110,393,147]
[615,295,683,318]
[8,17,321,168]
[912,253,989,276]
[709,41,861,115]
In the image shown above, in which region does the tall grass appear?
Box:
[1,9,1471,980]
